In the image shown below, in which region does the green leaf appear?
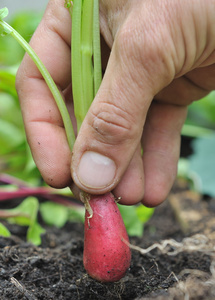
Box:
[136,205,154,223]
[68,206,85,223]
[7,197,45,245]
[27,222,45,246]
[0,12,12,36]
[0,119,24,154]
[118,204,154,237]
[7,197,37,224]
[40,202,69,228]
[0,67,17,97]
[188,133,215,196]
[0,8,9,20]
[118,205,144,237]
[0,222,11,237]
[40,201,85,227]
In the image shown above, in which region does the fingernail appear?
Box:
[77,151,116,189]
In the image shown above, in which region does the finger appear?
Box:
[113,144,144,205]
[185,63,215,91]
[155,76,209,105]
[110,102,187,207]
[156,64,215,105]
[16,0,72,188]
[141,102,187,207]
[71,5,176,195]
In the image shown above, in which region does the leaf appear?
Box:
[0,222,11,237]
[7,197,37,224]
[0,8,12,36]
[68,206,85,223]
[0,67,17,97]
[118,205,144,237]
[7,197,45,245]
[188,133,215,196]
[40,201,85,227]
[136,205,154,223]
[0,7,9,20]
[40,202,69,228]
[0,119,24,154]
[27,222,45,246]
[118,203,154,237]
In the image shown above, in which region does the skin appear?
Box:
[16,0,215,207]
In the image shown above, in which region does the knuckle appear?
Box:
[90,101,139,146]
[116,5,176,90]
[115,17,171,93]
[115,17,141,64]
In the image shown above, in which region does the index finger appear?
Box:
[16,0,73,188]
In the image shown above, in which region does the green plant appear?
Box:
[182,91,215,138]
[179,91,215,195]
[0,10,44,183]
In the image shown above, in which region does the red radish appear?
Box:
[83,192,131,282]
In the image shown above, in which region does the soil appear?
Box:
[0,179,215,300]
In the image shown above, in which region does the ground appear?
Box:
[0,178,215,300]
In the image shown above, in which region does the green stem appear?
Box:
[182,124,214,138]
[93,0,102,94]
[81,0,94,117]
[0,20,75,151]
[71,0,102,132]
[72,0,84,132]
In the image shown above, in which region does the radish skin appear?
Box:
[83,192,131,282]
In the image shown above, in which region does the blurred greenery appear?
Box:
[118,204,154,237]
[186,134,215,197]
[0,11,43,65]
[0,10,47,243]
[0,10,42,184]
[186,91,215,132]
[179,92,215,196]
[6,196,45,245]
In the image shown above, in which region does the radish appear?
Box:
[83,192,131,282]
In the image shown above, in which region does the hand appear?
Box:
[16,0,215,206]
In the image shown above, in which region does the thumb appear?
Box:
[71,15,174,195]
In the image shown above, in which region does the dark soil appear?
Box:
[0,181,215,300]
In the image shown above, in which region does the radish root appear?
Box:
[80,192,93,226]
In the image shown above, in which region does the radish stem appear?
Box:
[93,0,102,95]
[71,0,102,132]
[71,0,84,132]
[81,0,94,120]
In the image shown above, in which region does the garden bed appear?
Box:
[0,180,215,300]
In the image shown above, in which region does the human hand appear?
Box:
[16,0,215,207]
